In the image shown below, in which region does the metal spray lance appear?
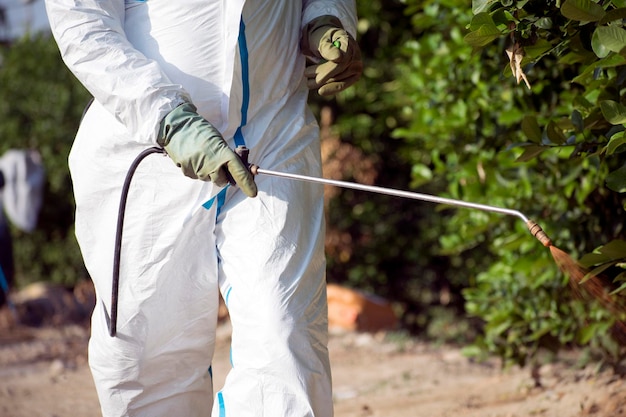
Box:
[234,146,553,246]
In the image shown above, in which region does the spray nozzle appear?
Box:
[526,220,553,247]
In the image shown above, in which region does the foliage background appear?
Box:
[321,0,626,368]
[0,34,90,287]
[0,0,625,369]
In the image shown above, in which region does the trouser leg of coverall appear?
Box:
[213,169,332,417]
[71,138,221,416]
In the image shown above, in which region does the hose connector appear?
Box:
[526,220,553,247]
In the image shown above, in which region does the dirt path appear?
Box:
[0,322,624,417]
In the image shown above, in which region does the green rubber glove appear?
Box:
[157,103,258,197]
[301,15,363,96]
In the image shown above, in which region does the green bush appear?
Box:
[457,0,626,366]
[321,0,626,367]
[0,34,91,288]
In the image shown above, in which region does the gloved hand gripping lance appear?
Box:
[110,106,256,337]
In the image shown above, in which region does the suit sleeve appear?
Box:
[44,0,189,144]
[302,0,358,38]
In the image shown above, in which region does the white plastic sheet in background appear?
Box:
[0,149,45,232]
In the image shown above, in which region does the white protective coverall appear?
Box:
[44,0,357,416]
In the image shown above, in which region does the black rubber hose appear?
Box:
[110,147,165,337]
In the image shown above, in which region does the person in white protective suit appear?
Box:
[45,0,362,416]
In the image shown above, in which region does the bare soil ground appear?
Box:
[0,315,625,417]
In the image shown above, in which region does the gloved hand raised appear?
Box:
[301,15,362,96]
[157,103,258,197]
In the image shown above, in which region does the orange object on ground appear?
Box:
[326,284,398,333]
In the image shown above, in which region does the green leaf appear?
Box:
[606,131,626,155]
[599,7,626,24]
[535,17,554,29]
[521,115,542,143]
[572,53,626,83]
[606,165,626,192]
[579,322,604,344]
[594,52,626,68]
[545,120,567,144]
[580,240,626,266]
[561,0,606,22]
[491,9,512,27]
[592,29,612,58]
[472,0,497,14]
[515,144,547,162]
[464,24,501,47]
[582,262,616,283]
[600,100,626,124]
[572,110,584,132]
[410,163,433,186]
[469,12,496,31]
[524,39,553,61]
[610,281,626,295]
[594,25,626,53]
